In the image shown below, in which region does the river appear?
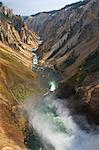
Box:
[24,51,99,150]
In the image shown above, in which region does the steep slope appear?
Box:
[27,0,99,77]
[26,0,99,124]
[25,12,51,39]
[26,0,99,71]
[0,3,39,68]
[0,47,37,150]
[25,0,90,40]
[0,3,40,150]
[0,45,40,150]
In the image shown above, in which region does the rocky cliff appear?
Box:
[26,0,99,69]
[26,0,99,124]
[0,3,40,150]
[0,45,39,150]
[0,3,39,68]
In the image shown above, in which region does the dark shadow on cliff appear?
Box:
[55,83,99,129]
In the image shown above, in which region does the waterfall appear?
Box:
[26,58,99,150]
[33,54,38,66]
[24,89,99,150]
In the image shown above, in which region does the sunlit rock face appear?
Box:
[2,146,26,150]
[26,0,99,76]
[0,3,40,150]
[0,3,40,68]
[26,0,99,125]
[0,3,39,53]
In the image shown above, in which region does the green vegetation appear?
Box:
[0,49,39,103]
[71,50,99,84]
[60,54,78,70]
[12,84,36,101]
[11,15,24,33]
[72,71,87,84]
[0,12,10,22]
[82,51,99,73]
[0,9,24,34]
[64,55,77,67]
[76,72,87,83]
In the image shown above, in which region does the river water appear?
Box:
[24,52,99,150]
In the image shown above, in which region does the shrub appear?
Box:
[82,51,99,73]
[61,54,78,70]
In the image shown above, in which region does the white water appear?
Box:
[24,83,99,150]
[33,54,38,65]
[49,81,57,92]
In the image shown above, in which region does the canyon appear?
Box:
[25,0,99,124]
[0,0,99,149]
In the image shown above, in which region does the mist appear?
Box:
[24,93,99,150]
